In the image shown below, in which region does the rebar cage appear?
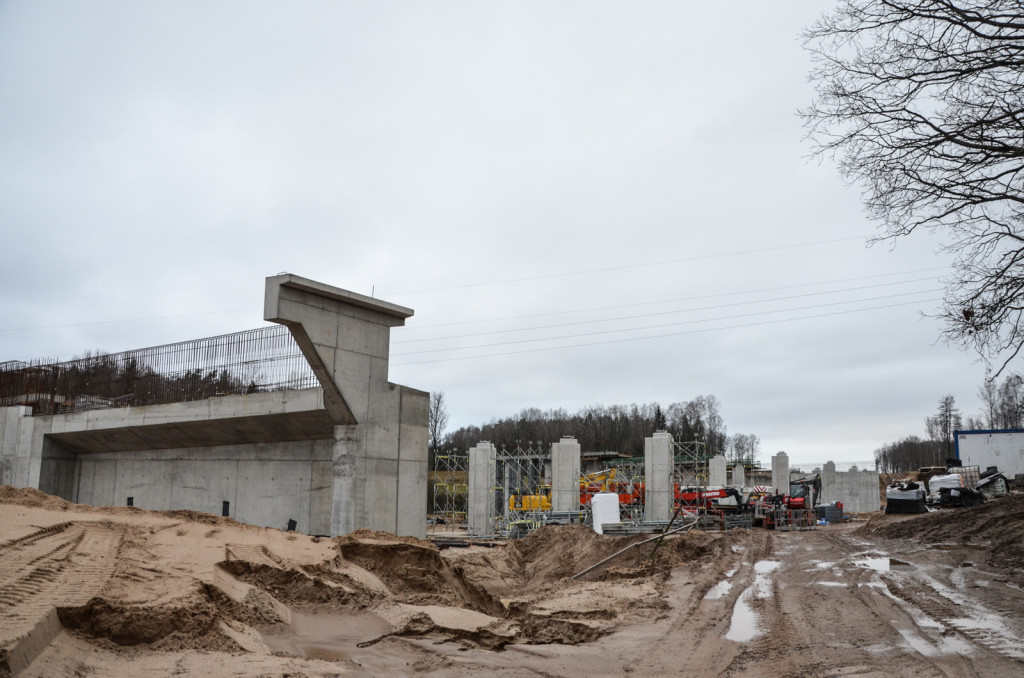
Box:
[0,325,317,415]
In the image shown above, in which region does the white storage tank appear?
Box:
[591,491,620,535]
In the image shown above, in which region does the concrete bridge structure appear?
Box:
[0,274,429,537]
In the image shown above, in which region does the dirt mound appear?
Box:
[508,524,648,584]
[0,485,71,510]
[58,592,239,652]
[863,492,1024,568]
[336,531,501,612]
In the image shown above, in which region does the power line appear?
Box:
[391,297,940,366]
[392,289,939,357]
[393,276,940,344]
[382,235,869,297]
[0,308,259,333]
[403,266,948,329]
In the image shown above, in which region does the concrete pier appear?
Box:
[709,455,727,487]
[468,441,496,536]
[771,451,790,495]
[550,437,581,512]
[644,431,673,522]
[731,464,745,487]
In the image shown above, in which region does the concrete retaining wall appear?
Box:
[71,439,334,534]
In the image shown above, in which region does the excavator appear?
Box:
[674,486,751,512]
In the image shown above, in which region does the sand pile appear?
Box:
[0,486,744,672]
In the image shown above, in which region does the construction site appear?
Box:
[2,276,1024,676]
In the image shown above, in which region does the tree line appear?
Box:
[875,372,1024,473]
[430,392,761,466]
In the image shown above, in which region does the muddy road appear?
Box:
[2,487,1023,677]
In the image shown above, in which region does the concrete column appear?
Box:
[1,406,32,487]
[550,437,581,512]
[771,452,789,495]
[644,431,673,522]
[468,442,496,536]
[730,464,745,488]
[822,461,837,504]
[708,455,727,487]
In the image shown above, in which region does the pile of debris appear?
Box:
[884,463,1012,513]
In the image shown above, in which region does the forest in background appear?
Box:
[431,393,760,466]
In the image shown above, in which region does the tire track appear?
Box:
[0,522,122,646]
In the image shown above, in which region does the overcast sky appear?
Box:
[0,1,993,468]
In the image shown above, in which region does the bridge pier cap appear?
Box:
[263,273,415,425]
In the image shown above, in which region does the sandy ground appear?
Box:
[2,486,1024,677]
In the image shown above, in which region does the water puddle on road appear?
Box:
[724,561,781,641]
[854,557,916,573]
[854,557,891,572]
[725,587,760,642]
[705,579,733,600]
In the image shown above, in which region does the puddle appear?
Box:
[854,557,891,573]
[948,616,1024,658]
[261,609,391,660]
[725,587,760,642]
[817,582,846,587]
[853,557,915,573]
[754,560,781,574]
[705,580,733,600]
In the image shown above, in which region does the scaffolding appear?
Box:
[492,444,559,539]
[673,440,709,491]
[429,452,468,533]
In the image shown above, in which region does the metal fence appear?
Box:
[0,325,317,415]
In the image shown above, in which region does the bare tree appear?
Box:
[926,395,962,459]
[428,391,450,454]
[728,433,760,467]
[803,2,1024,374]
